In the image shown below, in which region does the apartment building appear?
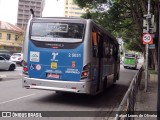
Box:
[0,21,24,53]
[17,0,45,29]
[64,0,85,17]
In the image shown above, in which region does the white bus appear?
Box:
[22,14,120,95]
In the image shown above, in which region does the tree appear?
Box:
[74,0,144,52]
[74,0,159,71]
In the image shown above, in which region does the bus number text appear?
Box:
[68,53,81,58]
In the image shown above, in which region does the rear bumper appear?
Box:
[23,76,92,94]
[123,64,137,68]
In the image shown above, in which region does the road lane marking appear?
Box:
[0,94,35,105]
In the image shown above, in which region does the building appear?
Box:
[0,21,24,53]
[64,0,85,18]
[17,0,45,29]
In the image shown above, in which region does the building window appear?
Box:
[36,2,41,5]
[36,11,40,14]
[15,35,19,41]
[66,0,68,5]
[0,33,2,39]
[7,33,11,40]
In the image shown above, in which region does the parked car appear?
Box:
[0,56,16,71]
[0,53,11,60]
[10,53,23,66]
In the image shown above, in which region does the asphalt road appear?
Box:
[0,65,140,120]
[0,66,22,80]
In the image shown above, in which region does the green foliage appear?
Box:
[73,0,112,9]
[74,0,152,52]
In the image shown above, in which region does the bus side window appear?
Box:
[92,32,98,57]
[110,44,113,56]
[92,29,103,58]
[98,34,103,58]
[105,39,112,58]
[113,45,118,61]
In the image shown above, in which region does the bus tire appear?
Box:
[124,66,127,69]
[113,75,117,83]
[55,91,61,94]
[116,73,119,80]
[134,66,137,70]
[103,77,107,92]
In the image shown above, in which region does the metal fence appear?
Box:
[115,66,143,120]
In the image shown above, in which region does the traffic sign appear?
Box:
[142,33,153,44]
[149,44,155,49]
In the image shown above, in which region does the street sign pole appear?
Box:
[157,3,160,120]
[144,0,151,92]
[145,43,149,92]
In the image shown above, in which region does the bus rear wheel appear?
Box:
[103,77,107,93]
[124,66,127,69]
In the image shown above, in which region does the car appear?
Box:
[0,53,11,60]
[123,53,138,69]
[10,53,23,66]
[0,56,16,71]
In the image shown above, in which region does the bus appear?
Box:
[22,14,120,95]
[123,53,138,69]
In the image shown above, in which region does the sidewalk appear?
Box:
[135,73,157,120]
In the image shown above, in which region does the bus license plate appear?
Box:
[47,73,60,79]
[51,62,57,69]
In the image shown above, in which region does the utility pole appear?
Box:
[157,2,160,120]
[144,0,151,92]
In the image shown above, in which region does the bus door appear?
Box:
[97,33,104,91]
[112,44,119,82]
[104,40,115,86]
[92,32,103,92]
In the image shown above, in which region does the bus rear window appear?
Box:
[30,22,85,43]
[125,54,135,58]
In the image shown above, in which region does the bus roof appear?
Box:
[31,17,87,23]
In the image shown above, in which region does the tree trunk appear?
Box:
[153,49,158,72]
[149,49,158,72]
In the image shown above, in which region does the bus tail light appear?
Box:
[23,61,28,75]
[81,64,90,79]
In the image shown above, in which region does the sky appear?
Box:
[0,0,64,25]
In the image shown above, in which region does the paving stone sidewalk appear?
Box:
[135,73,157,120]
